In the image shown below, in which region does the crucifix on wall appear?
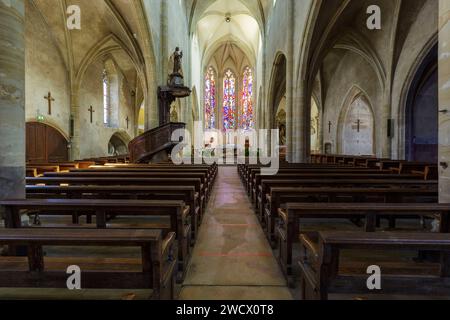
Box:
[88,106,95,123]
[126,116,130,129]
[44,92,55,115]
[354,119,361,133]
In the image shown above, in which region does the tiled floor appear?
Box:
[179,166,292,300]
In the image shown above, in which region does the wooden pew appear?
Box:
[265,186,438,241]
[26,185,201,241]
[257,179,437,219]
[26,168,37,178]
[277,202,450,282]
[26,177,206,219]
[299,231,450,300]
[71,167,217,191]
[0,228,176,300]
[250,172,425,203]
[42,172,212,202]
[0,199,191,281]
[26,165,59,176]
[74,161,96,169]
[246,167,395,196]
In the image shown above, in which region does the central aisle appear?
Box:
[179,167,293,300]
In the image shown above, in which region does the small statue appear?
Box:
[169,47,184,87]
[172,47,183,76]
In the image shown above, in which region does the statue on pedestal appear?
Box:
[169,47,184,87]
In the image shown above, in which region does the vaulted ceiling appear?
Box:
[189,0,269,65]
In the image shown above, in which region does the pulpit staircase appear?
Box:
[128,122,186,164]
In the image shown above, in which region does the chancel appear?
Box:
[0,0,449,302]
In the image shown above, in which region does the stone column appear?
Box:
[439,0,450,203]
[285,0,295,163]
[0,0,25,201]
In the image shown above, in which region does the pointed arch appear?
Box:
[337,86,375,155]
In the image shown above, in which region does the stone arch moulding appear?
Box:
[74,34,145,95]
[336,86,376,155]
[396,34,438,159]
[110,130,132,147]
[267,51,287,129]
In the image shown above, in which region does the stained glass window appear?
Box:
[240,67,254,130]
[204,67,216,129]
[223,69,236,130]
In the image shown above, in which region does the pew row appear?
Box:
[0,228,176,300]
[25,185,201,241]
[299,231,450,300]
[277,203,450,283]
[0,199,191,282]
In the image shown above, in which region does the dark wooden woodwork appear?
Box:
[277,203,450,281]
[299,231,450,300]
[0,228,176,299]
[26,122,68,163]
[26,185,201,240]
[128,122,186,163]
[0,199,191,281]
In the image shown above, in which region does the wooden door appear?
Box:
[26,122,68,163]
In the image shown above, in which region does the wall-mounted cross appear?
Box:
[355,119,361,133]
[88,106,95,123]
[126,116,130,129]
[44,92,55,115]
[328,121,332,133]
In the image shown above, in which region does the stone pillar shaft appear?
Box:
[439,0,450,203]
[0,0,25,200]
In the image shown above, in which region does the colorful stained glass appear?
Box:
[204,67,216,129]
[223,69,236,130]
[240,67,254,130]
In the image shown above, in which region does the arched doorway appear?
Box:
[108,132,130,156]
[341,95,375,156]
[26,122,69,163]
[405,44,438,162]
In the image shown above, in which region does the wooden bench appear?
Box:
[266,187,438,241]
[299,231,450,300]
[26,165,59,176]
[246,167,395,197]
[257,179,437,219]
[42,172,212,202]
[26,185,201,240]
[70,167,217,192]
[74,161,96,169]
[250,172,425,203]
[0,199,191,282]
[26,168,38,178]
[0,228,176,300]
[277,203,450,282]
[26,177,206,218]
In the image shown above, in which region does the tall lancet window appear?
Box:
[223,69,236,130]
[204,67,216,129]
[102,69,111,126]
[241,67,254,130]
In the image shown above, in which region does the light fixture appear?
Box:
[225,13,231,23]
